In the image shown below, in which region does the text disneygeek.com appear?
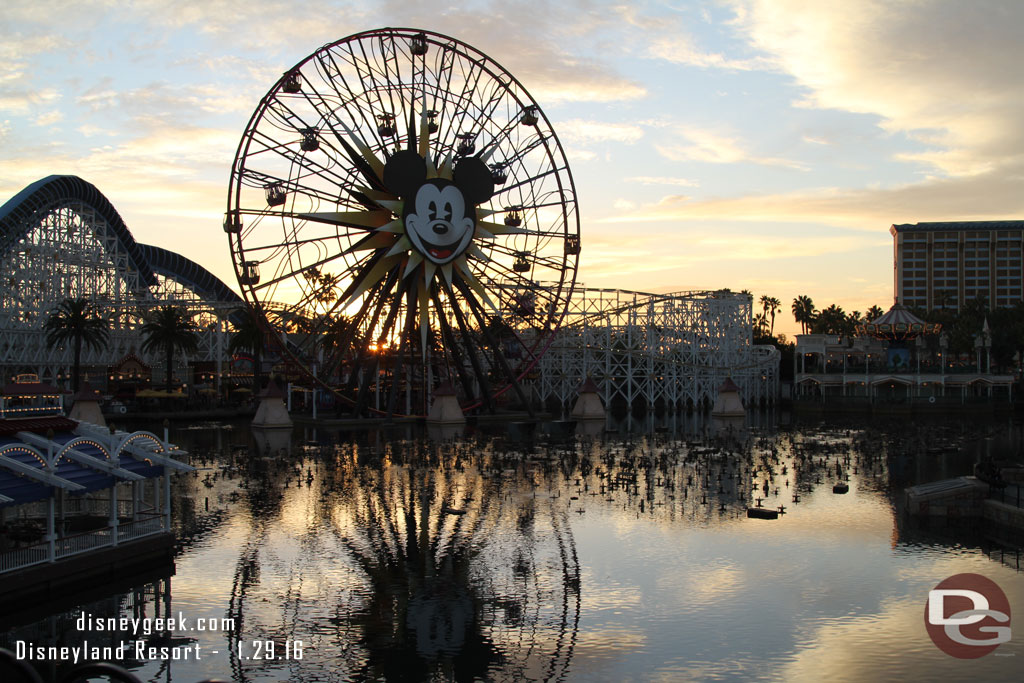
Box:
[12,611,305,664]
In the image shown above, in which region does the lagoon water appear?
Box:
[2,415,1022,682]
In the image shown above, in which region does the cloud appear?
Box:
[625,175,699,188]
[557,119,645,145]
[729,0,1024,176]
[602,161,1024,229]
[0,87,61,115]
[655,124,809,170]
[33,110,63,127]
[647,37,773,71]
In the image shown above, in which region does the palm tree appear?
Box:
[813,304,848,336]
[140,306,199,393]
[753,312,770,338]
[766,296,781,336]
[934,290,955,312]
[791,295,816,335]
[43,298,109,393]
[866,305,884,321]
[229,309,265,389]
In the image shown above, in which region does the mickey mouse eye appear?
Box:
[442,202,453,222]
[428,200,438,221]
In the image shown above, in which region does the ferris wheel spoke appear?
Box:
[296,75,387,190]
[351,39,403,149]
[322,270,396,385]
[464,78,520,163]
[440,279,494,411]
[276,281,348,348]
[353,281,409,413]
[319,48,380,142]
[477,115,523,164]
[247,128,353,190]
[384,290,419,418]
[240,233,342,254]
[491,165,565,197]
[322,120,388,191]
[339,293,394,399]
[374,34,407,140]
[430,286,477,402]
[425,46,460,155]
[491,133,551,172]
[446,55,487,143]
[251,249,359,295]
[453,278,534,415]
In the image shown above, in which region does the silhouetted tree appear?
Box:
[140,306,199,393]
[43,298,109,393]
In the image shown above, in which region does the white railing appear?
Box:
[117,516,165,543]
[55,528,113,559]
[1,516,168,573]
[0,545,49,573]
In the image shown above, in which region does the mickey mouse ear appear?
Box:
[453,157,495,206]
[383,149,427,197]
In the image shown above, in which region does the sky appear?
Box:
[2,0,1024,339]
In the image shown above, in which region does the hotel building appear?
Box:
[891,221,1024,311]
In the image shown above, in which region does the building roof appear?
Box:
[72,381,103,402]
[257,378,285,399]
[891,220,1024,234]
[719,377,741,393]
[0,381,65,396]
[0,416,78,437]
[856,303,941,341]
[0,430,165,506]
[433,381,456,397]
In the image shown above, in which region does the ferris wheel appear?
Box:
[226,27,580,415]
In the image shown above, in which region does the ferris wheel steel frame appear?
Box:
[225,28,580,417]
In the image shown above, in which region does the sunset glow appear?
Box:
[2,1,1022,338]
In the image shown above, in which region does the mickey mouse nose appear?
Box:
[432,223,448,235]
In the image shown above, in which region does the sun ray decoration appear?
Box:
[227,28,580,415]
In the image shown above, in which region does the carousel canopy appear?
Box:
[855,303,941,341]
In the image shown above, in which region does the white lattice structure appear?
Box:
[0,176,243,387]
[529,287,779,412]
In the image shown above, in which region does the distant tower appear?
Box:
[427,382,465,424]
[251,378,292,428]
[570,377,605,420]
[711,378,745,417]
[68,379,106,427]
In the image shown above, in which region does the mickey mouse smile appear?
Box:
[382,150,496,267]
[402,181,475,265]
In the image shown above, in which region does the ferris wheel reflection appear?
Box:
[327,441,581,681]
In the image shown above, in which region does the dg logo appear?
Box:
[925,573,1012,658]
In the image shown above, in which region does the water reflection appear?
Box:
[1,416,1021,681]
[325,441,581,681]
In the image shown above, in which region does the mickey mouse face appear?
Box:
[404,180,474,264]
[383,149,495,266]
